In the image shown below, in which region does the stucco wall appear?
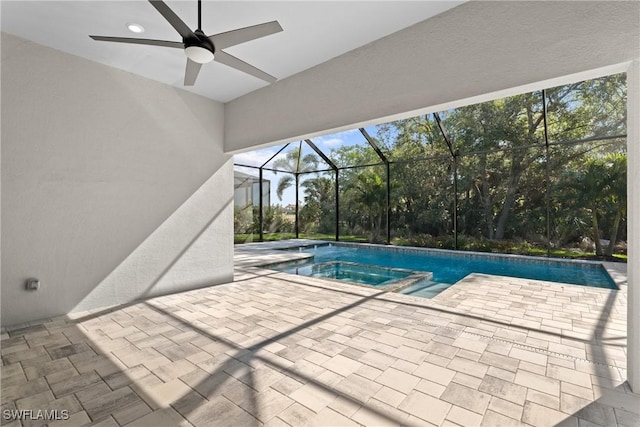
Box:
[1,33,233,326]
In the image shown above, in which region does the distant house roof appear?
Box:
[234,170,270,188]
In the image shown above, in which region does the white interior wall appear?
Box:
[1,33,233,326]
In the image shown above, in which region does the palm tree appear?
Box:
[299,176,335,233]
[602,153,626,256]
[582,158,608,256]
[347,170,386,242]
[270,145,320,237]
[571,153,626,256]
[272,146,319,200]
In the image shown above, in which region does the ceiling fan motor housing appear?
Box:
[184,30,215,63]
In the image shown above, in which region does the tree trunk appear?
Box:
[591,204,602,256]
[494,146,529,240]
[605,209,622,256]
[494,168,524,240]
[478,155,494,239]
[369,212,378,242]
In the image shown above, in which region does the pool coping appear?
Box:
[334,241,613,268]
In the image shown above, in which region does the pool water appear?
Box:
[274,244,617,298]
[289,261,413,286]
[400,279,453,299]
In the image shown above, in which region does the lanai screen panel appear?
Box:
[545,73,627,257]
[548,138,627,256]
[372,116,451,162]
[298,141,337,240]
[338,164,387,244]
[437,91,545,252]
[298,170,337,240]
[233,165,260,243]
[545,74,627,143]
[455,146,546,252]
[390,160,454,248]
[258,144,303,241]
[320,130,384,169]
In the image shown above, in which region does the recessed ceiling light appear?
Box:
[126,23,144,33]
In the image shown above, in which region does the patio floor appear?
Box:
[1,242,638,426]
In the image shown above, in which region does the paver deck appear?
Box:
[1,242,638,426]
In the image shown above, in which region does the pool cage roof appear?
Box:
[235,87,627,249]
[235,128,392,174]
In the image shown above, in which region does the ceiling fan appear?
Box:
[90,0,282,86]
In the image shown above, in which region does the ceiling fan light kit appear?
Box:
[185,45,214,64]
[90,0,282,86]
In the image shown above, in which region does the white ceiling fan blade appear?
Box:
[90,35,183,49]
[214,51,276,82]
[209,21,283,50]
[184,58,203,86]
[148,0,194,40]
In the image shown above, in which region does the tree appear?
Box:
[603,153,627,256]
[329,144,388,241]
[344,170,386,242]
[271,147,319,200]
[549,137,625,249]
[234,204,253,236]
[256,205,294,235]
[566,153,627,256]
[380,116,453,239]
[375,74,626,248]
[299,175,335,234]
[445,93,547,240]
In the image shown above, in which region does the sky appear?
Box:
[233,126,381,207]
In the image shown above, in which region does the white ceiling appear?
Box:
[1,1,463,103]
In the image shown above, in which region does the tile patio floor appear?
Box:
[1,241,639,426]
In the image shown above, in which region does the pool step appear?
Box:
[400,281,452,298]
[387,272,434,293]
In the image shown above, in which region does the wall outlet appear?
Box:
[26,279,40,291]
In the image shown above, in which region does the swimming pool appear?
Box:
[271,243,617,298]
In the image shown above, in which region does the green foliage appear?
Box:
[391,235,610,259]
[234,232,369,244]
[234,204,254,234]
[554,151,626,256]
[271,147,319,200]
[376,73,626,257]
[299,175,335,234]
[342,169,386,242]
[259,206,294,234]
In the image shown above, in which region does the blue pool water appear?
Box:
[290,261,413,286]
[273,244,617,298]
